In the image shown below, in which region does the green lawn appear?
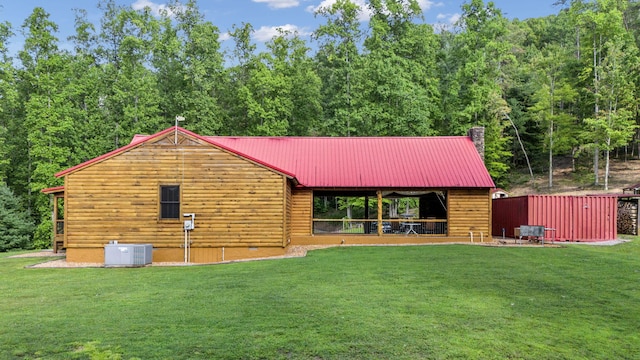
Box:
[1,241,639,360]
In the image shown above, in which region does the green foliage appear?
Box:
[0,184,35,251]
[32,218,53,250]
[313,0,364,136]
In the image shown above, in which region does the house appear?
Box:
[42,126,495,264]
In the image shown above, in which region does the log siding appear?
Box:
[447,188,491,237]
[65,134,287,250]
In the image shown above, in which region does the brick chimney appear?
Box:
[468,127,485,162]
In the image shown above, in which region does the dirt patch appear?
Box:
[508,157,640,196]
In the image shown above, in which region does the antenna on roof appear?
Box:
[175,116,185,144]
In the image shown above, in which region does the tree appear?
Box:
[0,20,16,183]
[96,0,164,147]
[583,35,638,189]
[67,8,115,163]
[17,7,74,246]
[152,0,227,135]
[529,44,579,188]
[267,31,323,135]
[0,183,35,251]
[570,0,637,186]
[313,0,364,136]
[440,0,513,182]
[224,22,258,135]
[357,0,440,136]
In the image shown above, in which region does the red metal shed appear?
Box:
[492,195,618,242]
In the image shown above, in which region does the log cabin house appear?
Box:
[42,126,495,264]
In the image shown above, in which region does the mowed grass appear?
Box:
[1,241,640,360]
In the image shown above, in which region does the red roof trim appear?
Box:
[41,186,65,194]
[55,126,297,179]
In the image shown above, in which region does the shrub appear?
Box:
[0,183,35,251]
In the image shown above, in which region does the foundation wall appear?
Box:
[66,246,288,264]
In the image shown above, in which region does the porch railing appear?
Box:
[312,218,447,235]
[55,220,64,235]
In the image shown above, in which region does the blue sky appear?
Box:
[0,0,563,56]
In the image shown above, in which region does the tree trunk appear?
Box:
[592,33,599,186]
[604,137,611,191]
[549,78,555,189]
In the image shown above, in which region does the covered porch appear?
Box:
[42,186,65,253]
[311,189,448,236]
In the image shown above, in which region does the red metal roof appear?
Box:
[207,135,494,188]
[41,185,65,194]
[56,126,495,189]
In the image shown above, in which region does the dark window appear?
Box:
[160,185,180,219]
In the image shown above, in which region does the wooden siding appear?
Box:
[447,188,491,237]
[65,133,286,249]
[284,181,292,246]
[291,190,313,236]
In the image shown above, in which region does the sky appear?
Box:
[0,0,564,56]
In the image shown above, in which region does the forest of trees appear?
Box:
[1,0,639,250]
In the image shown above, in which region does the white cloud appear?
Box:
[132,0,181,17]
[252,24,312,42]
[252,0,300,9]
[416,0,438,11]
[433,12,460,32]
[435,12,460,23]
[447,13,461,24]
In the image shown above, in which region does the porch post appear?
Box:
[364,196,369,234]
[377,190,383,236]
[52,194,61,253]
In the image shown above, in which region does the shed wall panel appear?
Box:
[492,195,617,241]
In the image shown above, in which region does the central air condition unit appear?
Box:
[104,244,153,267]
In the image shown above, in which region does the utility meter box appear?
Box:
[104,244,153,267]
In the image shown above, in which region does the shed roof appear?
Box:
[55,126,495,189]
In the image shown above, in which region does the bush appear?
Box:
[0,183,35,251]
[32,220,52,250]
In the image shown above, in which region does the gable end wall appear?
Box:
[64,136,286,254]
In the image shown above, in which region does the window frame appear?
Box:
[159,184,181,220]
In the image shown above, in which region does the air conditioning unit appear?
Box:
[104,243,153,267]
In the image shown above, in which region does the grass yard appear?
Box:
[1,241,639,360]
